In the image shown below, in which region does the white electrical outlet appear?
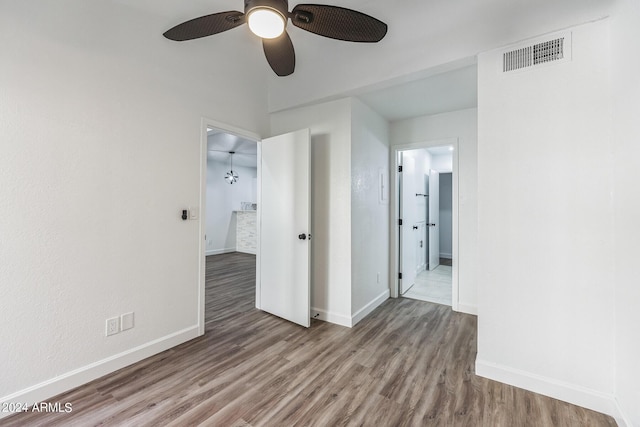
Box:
[106,317,119,336]
[121,312,134,331]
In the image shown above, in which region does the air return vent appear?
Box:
[502,32,571,73]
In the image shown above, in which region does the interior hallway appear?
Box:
[2,253,616,426]
[403,258,453,306]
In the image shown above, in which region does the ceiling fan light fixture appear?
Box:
[225,170,239,184]
[225,151,239,184]
[247,8,285,39]
[164,0,387,76]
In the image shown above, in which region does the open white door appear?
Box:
[400,153,417,294]
[259,129,311,327]
[428,169,440,270]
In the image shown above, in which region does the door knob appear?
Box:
[298,233,307,240]
[412,225,418,230]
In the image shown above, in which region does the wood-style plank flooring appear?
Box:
[3,252,616,426]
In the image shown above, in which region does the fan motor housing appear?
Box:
[245,0,289,19]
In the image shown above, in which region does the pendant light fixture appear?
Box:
[225,151,239,184]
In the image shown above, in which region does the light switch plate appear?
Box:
[121,312,134,331]
[189,207,199,220]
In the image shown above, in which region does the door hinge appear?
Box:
[398,165,403,172]
[398,272,403,279]
[399,219,403,226]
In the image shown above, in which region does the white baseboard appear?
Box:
[311,290,390,328]
[352,290,389,326]
[614,397,632,427]
[440,253,452,259]
[310,307,352,328]
[236,248,256,255]
[475,358,622,420]
[456,303,477,315]
[0,326,199,420]
[205,248,235,256]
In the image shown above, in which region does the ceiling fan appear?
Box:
[163,0,388,76]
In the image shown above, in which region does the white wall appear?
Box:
[0,1,269,409]
[611,1,640,425]
[391,108,478,312]
[431,154,453,173]
[439,173,453,258]
[350,99,390,322]
[476,20,617,416]
[270,99,353,326]
[205,158,257,255]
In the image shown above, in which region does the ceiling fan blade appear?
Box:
[291,4,387,42]
[163,11,245,41]
[262,31,295,76]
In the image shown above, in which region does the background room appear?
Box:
[206,128,258,256]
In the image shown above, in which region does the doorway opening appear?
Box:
[390,139,459,310]
[198,119,261,335]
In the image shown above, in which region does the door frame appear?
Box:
[390,138,460,312]
[198,118,261,336]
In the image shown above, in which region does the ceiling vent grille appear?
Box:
[502,33,570,73]
[533,38,564,65]
[503,46,533,72]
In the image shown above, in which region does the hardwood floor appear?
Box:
[439,257,452,267]
[3,252,616,426]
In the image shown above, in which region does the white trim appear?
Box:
[613,398,631,427]
[0,326,199,420]
[451,141,460,312]
[200,118,262,327]
[312,290,390,328]
[352,290,390,326]
[255,142,262,310]
[456,303,477,316]
[205,248,236,256]
[390,139,461,314]
[236,248,256,255]
[439,253,452,259]
[475,359,622,420]
[310,307,352,328]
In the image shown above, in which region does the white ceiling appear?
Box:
[110,0,612,121]
[427,145,455,156]
[356,64,477,122]
[207,130,257,167]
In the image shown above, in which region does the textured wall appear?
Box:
[350,99,390,318]
[0,1,268,406]
[476,20,615,414]
[611,1,640,425]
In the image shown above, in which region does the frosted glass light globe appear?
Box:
[248,8,285,39]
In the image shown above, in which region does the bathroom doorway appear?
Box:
[391,139,459,309]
